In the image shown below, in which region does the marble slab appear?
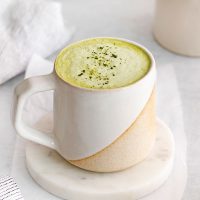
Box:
[25,115,175,200]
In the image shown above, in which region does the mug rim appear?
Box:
[54,37,156,92]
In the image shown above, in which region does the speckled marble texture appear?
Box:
[26,115,174,200]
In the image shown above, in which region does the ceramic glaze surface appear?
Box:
[55,38,151,89]
[54,67,155,160]
[13,38,156,162]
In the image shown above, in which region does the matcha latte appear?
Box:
[55,38,151,89]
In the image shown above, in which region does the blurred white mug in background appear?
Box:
[154,0,200,57]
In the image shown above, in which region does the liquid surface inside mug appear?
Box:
[55,38,151,89]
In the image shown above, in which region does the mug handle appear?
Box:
[13,73,56,150]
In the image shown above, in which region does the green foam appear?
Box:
[55,38,151,89]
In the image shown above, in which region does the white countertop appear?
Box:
[0,0,199,199]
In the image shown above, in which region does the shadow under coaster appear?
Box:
[26,115,175,200]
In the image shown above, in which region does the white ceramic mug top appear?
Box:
[154,0,200,56]
[13,37,156,160]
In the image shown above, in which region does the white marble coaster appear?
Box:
[26,116,175,200]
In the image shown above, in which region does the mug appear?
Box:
[154,0,200,56]
[13,38,156,172]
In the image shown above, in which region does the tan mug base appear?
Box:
[69,90,156,172]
